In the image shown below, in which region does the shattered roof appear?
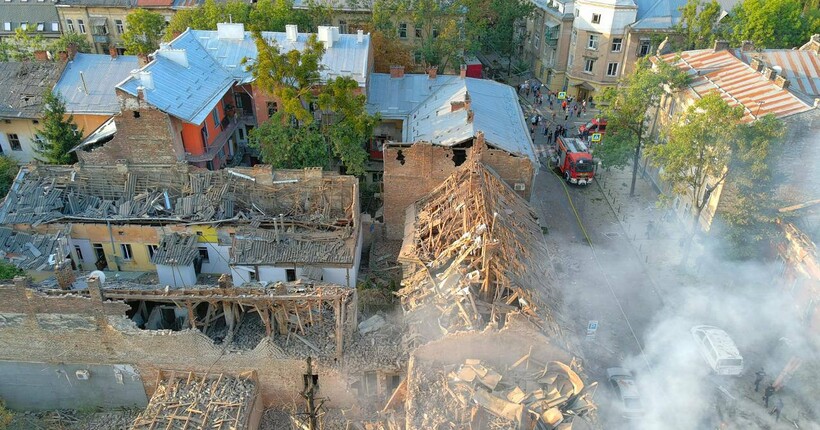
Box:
[54,53,140,115]
[0,227,67,271]
[0,62,66,119]
[151,233,199,266]
[0,164,359,265]
[658,49,814,122]
[232,226,355,266]
[397,149,562,345]
[732,49,820,103]
[368,73,537,162]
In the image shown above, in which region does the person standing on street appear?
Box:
[754,369,766,392]
[763,385,775,408]
[771,397,784,422]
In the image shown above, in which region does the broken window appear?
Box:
[120,244,133,260]
[396,150,405,165]
[452,149,467,167]
[74,246,84,261]
[267,102,277,117]
[286,269,297,282]
[7,134,21,151]
[147,244,158,259]
[198,247,210,263]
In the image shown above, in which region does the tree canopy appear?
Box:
[598,57,689,196]
[0,155,20,197]
[0,27,48,61]
[676,0,723,50]
[122,8,166,55]
[50,33,93,55]
[726,0,819,48]
[246,32,376,176]
[36,92,81,165]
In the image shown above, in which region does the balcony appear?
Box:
[186,116,239,163]
[93,34,109,44]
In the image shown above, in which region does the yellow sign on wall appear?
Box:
[591,133,602,142]
[557,91,567,100]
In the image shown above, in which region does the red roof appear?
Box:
[658,50,813,123]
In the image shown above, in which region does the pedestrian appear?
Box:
[537,114,542,125]
[577,108,581,118]
[543,125,549,136]
[582,100,587,112]
[531,115,538,126]
[771,397,783,421]
[547,130,553,142]
[564,112,569,121]
[562,100,567,112]
[763,385,775,408]
[754,368,766,392]
[530,125,535,136]
[552,112,557,122]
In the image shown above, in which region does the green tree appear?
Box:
[50,32,93,54]
[0,27,48,61]
[598,57,689,197]
[0,156,20,197]
[36,92,81,164]
[122,8,166,55]
[368,27,415,73]
[718,114,785,259]
[478,0,535,76]
[677,0,723,49]
[0,262,24,281]
[165,0,315,39]
[246,32,375,175]
[648,93,744,262]
[249,0,310,32]
[727,0,816,48]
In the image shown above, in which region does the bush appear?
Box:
[0,262,23,281]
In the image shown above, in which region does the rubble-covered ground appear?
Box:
[6,408,141,430]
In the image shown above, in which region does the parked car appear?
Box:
[606,367,643,419]
[690,325,744,375]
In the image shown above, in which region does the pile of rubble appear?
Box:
[344,313,406,371]
[409,357,596,430]
[131,371,258,430]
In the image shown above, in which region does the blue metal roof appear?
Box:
[54,53,139,115]
[632,0,686,29]
[118,29,235,125]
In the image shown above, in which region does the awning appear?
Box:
[574,81,596,91]
[90,17,108,27]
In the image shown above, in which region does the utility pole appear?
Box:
[303,356,318,430]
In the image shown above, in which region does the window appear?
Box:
[592,13,601,24]
[115,19,124,34]
[286,269,296,282]
[398,23,407,38]
[266,101,277,117]
[338,20,347,34]
[94,22,108,35]
[7,134,21,151]
[66,19,74,32]
[36,22,44,31]
[639,39,651,57]
[584,58,595,73]
[587,34,599,50]
[414,26,421,38]
[33,135,45,151]
[198,247,210,263]
[51,22,59,32]
[120,244,133,261]
[20,22,28,30]
[147,244,158,259]
[3,22,10,32]
[607,62,619,76]
[201,125,209,145]
[74,246,84,261]
[611,37,622,52]
[77,19,85,34]
[237,127,245,141]
[211,107,219,129]
[413,51,422,64]
[533,33,540,49]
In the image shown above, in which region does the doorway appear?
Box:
[93,243,107,270]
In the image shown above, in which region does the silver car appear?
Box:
[606,367,643,419]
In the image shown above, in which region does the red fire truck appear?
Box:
[555,136,595,185]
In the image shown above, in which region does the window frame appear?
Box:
[266,101,277,117]
[115,19,124,34]
[66,19,74,32]
[611,37,622,52]
[583,58,595,73]
[638,39,651,57]
[77,19,86,34]
[414,26,421,38]
[211,107,220,130]
[147,244,158,259]
[120,244,133,261]
[587,34,599,50]
[7,134,21,151]
[3,22,10,32]
[398,22,407,39]
[198,247,210,264]
[51,22,59,32]
[592,13,601,24]
[606,62,619,76]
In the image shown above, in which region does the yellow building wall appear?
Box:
[69,223,160,271]
[71,114,112,138]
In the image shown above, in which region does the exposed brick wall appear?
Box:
[383,141,534,239]
[77,90,184,166]
[0,279,356,408]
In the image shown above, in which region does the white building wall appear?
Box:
[573,0,636,34]
[231,266,254,285]
[69,238,96,271]
[322,267,350,287]
[0,119,44,164]
[258,266,288,283]
[198,243,230,274]
[156,264,197,287]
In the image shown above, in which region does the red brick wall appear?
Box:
[77,90,183,166]
[383,141,534,239]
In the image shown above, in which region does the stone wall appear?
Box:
[383,137,535,239]
[0,279,356,408]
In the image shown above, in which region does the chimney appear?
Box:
[450,100,465,112]
[390,65,404,78]
[286,24,298,42]
[139,71,154,90]
[475,130,485,148]
[774,75,790,89]
[137,53,150,67]
[427,66,437,79]
[33,50,48,61]
[357,29,364,44]
[467,109,474,123]
[58,51,68,62]
[762,66,777,80]
[109,45,118,59]
[741,40,755,52]
[750,57,764,72]
[460,64,467,79]
[318,26,334,48]
[67,43,78,61]
[216,22,245,40]
[157,46,188,68]
[332,26,340,42]
[713,40,729,51]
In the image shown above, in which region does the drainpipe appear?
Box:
[106,220,120,271]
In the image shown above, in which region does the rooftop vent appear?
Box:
[217,22,245,40]
[286,24,298,42]
[157,47,188,68]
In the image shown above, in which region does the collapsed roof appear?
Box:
[397,151,563,346]
[0,61,65,119]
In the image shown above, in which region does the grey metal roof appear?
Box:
[54,53,140,115]
[368,73,537,163]
[118,30,236,125]
[631,0,685,30]
[190,24,371,86]
[0,3,61,36]
[151,233,199,266]
[0,61,66,119]
[0,227,66,271]
[232,227,353,266]
[56,0,134,6]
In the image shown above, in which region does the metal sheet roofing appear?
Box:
[55,53,140,115]
[631,0,685,30]
[151,233,199,266]
[0,3,62,35]
[733,49,820,102]
[0,61,65,119]
[190,25,370,86]
[368,73,536,162]
[659,49,814,122]
[118,30,236,125]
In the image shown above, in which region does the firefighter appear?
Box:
[763,384,775,408]
[754,368,766,392]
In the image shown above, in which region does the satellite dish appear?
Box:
[89,270,106,284]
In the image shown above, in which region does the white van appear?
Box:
[690,325,744,375]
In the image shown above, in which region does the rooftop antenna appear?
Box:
[79,71,89,95]
[229,14,233,23]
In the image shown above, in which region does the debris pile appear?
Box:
[410,357,596,430]
[344,313,406,371]
[131,371,258,430]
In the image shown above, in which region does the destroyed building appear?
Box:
[0,163,362,288]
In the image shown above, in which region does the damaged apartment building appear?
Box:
[366,67,538,239]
